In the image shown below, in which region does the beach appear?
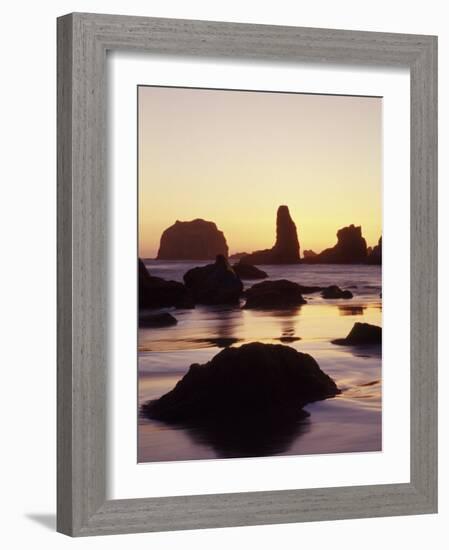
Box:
[138,260,382,463]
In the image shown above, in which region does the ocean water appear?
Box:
[138,260,382,462]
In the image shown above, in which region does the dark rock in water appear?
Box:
[157,218,228,260]
[139,259,189,309]
[296,284,324,294]
[244,280,307,309]
[278,336,301,343]
[321,285,353,299]
[142,342,340,424]
[367,236,382,265]
[305,224,368,264]
[240,205,300,264]
[303,249,317,259]
[139,312,177,328]
[183,255,243,305]
[174,295,196,309]
[332,322,382,345]
[232,261,268,280]
[229,251,248,260]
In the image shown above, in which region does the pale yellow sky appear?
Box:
[138,86,382,258]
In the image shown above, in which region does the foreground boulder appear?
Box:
[183,255,243,304]
[139,259,189,309]
[321,285,353,299]
[142,342,340,423]
[139,312,177,328]
[244,280,307,309]
[305,224,368,264]
[240,205,300,264]
[157,218,228,260]
[232,261,268,280]
[332,322,382,345]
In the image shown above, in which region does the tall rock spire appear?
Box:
[273,205,301,262]
[240,205,301,265]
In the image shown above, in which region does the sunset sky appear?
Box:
[138,86,382,258]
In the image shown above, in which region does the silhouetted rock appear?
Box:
[174,295,196,309]
[321,285,353,299]
[241,205,300,264]
[232,261,268,280]
[305,225,368,264]
[183,255,243,305]
[244,280,307,309]
[139,312,177,327]
[296,284,324,294]
[367,237,382,265]
[332,322,382,346]
[139,259,189,309]
[157,219,228,260]
[142,342,340,423]
[229,252,248,260]
[303,249,317,259]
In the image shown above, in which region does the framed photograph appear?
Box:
[57,13,437,536]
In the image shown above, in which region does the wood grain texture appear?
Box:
[57,12,438,536]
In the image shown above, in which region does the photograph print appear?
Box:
[138,86,382,463]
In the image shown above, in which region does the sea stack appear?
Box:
[367,236,382,265]
[157,219,228,260]
[306,224,368,264]
[240,205,300,265]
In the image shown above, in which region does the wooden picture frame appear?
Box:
[57,12,438,536]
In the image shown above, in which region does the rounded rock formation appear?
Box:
[142,342,340,423]
[157,219,228,260]
[244,279,307,309]
[183,255,243,305]
[321,285,353,299]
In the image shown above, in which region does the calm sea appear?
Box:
[138,260,382,462]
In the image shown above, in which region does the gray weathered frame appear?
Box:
[57,12,438,537]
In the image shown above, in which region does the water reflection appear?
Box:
[338,305,366,316]
[192,305,241,348]
[277,314,300,343]
[167,413,311,458]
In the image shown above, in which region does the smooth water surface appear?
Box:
[138,260,382,462]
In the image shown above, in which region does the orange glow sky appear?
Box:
[138,86,382,258]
